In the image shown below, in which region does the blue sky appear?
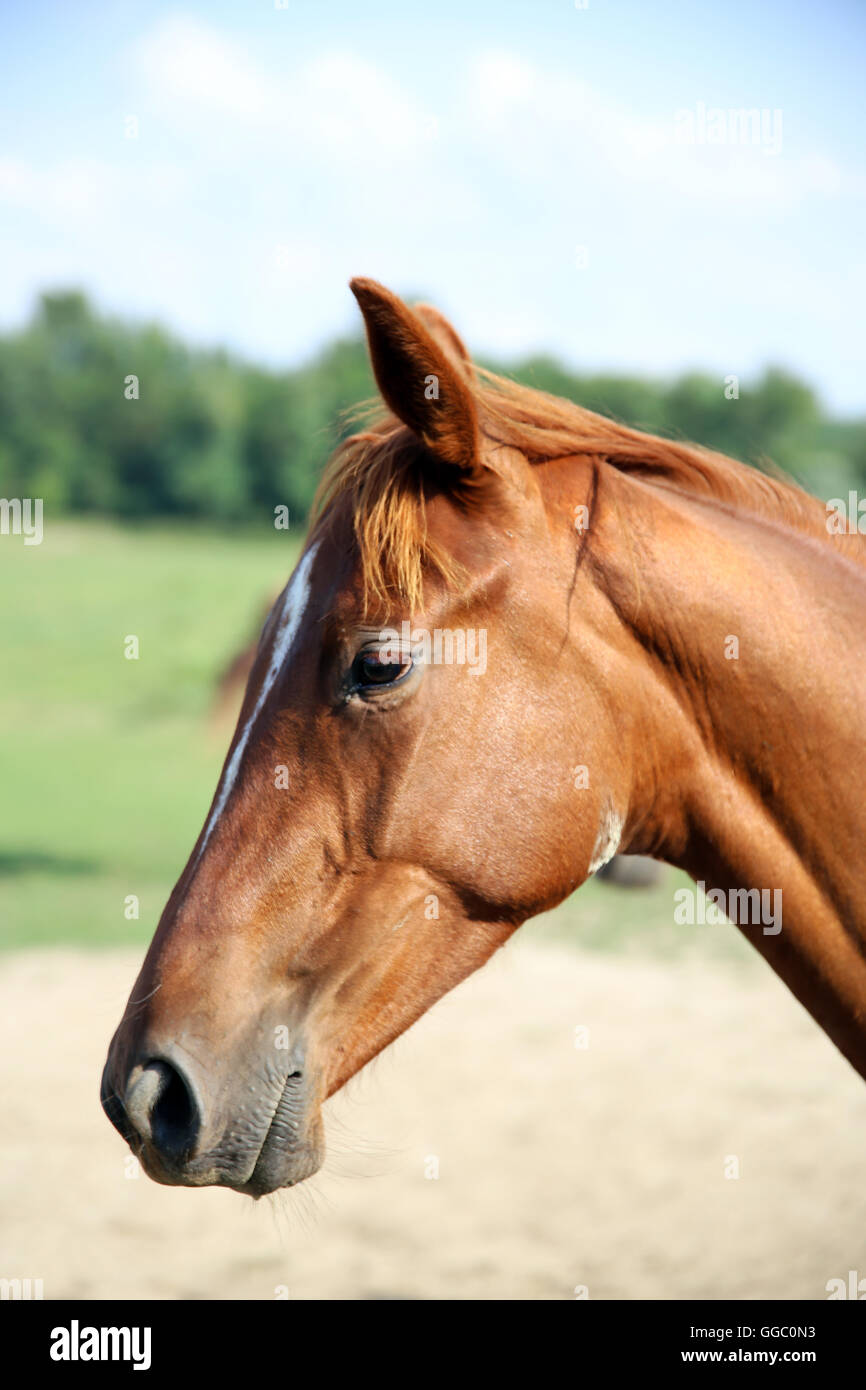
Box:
[1,0,864,411]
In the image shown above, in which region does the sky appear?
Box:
[0,0,864,412]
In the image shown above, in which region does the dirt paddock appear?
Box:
[2,938,865,1301]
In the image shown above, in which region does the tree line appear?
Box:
[1,290,863,523]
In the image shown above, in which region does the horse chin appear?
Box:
[236,1123,325,1198]
[237,1141,324,1198]
[132,1132,325,1197]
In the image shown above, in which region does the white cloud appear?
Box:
[136,13,273,118]
[463,49,859,211]
[0,158,107,215]
[0,157,186,220]
[134,14,436,163]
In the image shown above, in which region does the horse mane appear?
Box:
[311,366,864,614]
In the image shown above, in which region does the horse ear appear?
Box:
[350,277,479,473]
[411,302,475,379]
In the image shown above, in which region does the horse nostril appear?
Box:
[124,1059,200,1163]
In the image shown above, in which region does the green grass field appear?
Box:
[0,519,296,950]
[0,519,751,965]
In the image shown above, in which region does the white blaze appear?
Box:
[193,542,319,869]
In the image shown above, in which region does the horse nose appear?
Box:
[123,1058,201,1163]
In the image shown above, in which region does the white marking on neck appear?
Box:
[193,542,319,870]
[588,805,623,876]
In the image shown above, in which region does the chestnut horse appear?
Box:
[102,278,866,1196]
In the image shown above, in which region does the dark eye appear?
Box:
[351,650,413,689]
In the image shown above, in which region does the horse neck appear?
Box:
[585,465,866,1077]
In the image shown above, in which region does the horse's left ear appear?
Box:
[350,277,480,474]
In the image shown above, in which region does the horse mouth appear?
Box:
[235,1071,324,1197]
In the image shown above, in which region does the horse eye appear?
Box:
[352,651,412,689]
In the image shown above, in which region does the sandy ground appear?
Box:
[2,937,866,1301]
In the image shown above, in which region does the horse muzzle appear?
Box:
[100,1038,325,1196]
